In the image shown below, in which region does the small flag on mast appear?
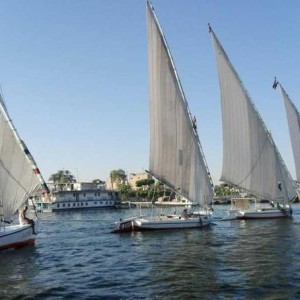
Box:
[208,23,212,33]
[272,77,278,89]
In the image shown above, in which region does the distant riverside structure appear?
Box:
[128,172,151,190]
[54,181,106,192]
[105,171,151,191]
[50,181,119,212]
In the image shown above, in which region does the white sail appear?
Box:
[0,93,47,221]
[278,84,300,182]
[210,26,297,203]
[146,2,213,207]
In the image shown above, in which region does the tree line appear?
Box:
[48,168,171,200]
[48,169,242,200]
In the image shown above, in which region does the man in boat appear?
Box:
[181,208,189,220]
[20,205,36,234]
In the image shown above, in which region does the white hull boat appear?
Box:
[112,214,210,233]
[0,224,36,250]
[275,81,300,192]
[221,198,292,221]
[36,201,52,213]
[154,196,196,207]
[210,26,297,220]
[0,88,49,250]
[223,208,291,221]
[239,209,290,219]
[154,201,196,207]
[112,2,214,233]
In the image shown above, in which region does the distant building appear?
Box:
[105,174,127,190]
[128,172,151,190]
[105,171,151,191]
[72,182,105,191]
[50,181,104,192]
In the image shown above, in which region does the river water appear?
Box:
[1,204,300,299]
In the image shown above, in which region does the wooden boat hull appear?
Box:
[112,215,210,233]
[0,224,36,250]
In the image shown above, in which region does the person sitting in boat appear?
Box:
[20,205,36,234]
[181,208,189,220]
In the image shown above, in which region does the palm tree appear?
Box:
[109,169,127,190]
[49,170,76,190]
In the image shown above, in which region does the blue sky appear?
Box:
[0,0,299,185]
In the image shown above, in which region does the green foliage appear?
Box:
[117,183,132,200]
[137,190,149,198]
[92,179,105,185]
[128,190,137,197]
[107,170,174,202]
[214,183,239,196]
[49,170,76,183]
[131,182,171,201]
[110,169,127,189]
[135,178,155,187]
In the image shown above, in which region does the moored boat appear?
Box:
[51,189,119,211]
[112,214,210,233]
[0,91,49,250]
[222,198,292,221]
[0,223,36,250]
[274,80,300,190]
[209,25,297,220]
[154,196,196,207]
[112,1,214,233]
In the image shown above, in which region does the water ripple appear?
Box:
[1,206,300,299]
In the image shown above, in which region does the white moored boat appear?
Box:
[51,189,119,211]
[112,1,214,233]
[209,25,297,221]
[154,196,195,207]
[274,80,300,190]
[114,214,210,233]
[0,223,36,251]
[222,198,292,221]
[0,90,49,250]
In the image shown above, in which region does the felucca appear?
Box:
[0,92,49,250]
[112,1,214,233]
[273,79,300,188]
[209,25,297,220]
